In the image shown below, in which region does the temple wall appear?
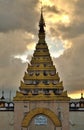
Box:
[61,103,70,130]
[14,101,24,130]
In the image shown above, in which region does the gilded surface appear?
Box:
[13,91,70,101]
[34,51,50,56]
[36,44,48,49]
[23,73,60,80]
[20,81,63,89]
[27,65,56,71]
[31,58,52,63]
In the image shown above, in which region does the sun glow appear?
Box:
[39,0,54,6]
[26,43,36,50]
[45,13,71,27]
[38,0,71,29]
[61,14,70,25]
[69,93,81,99]
[68,90,84,99]
[62,40,72,49]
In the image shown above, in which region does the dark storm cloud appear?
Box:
[74,0,84,15]
[46,0,84,94]
[53,21,84,39]
[0,0,40,93]
[0,30,34,91]
[53,35,84,93]
[0,0,39,32]
[47,1,84,40]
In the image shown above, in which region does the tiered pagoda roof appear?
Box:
[14,10,70,101]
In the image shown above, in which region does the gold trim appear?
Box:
[13,91,70,101]
[27,65,56,71]
[34,51,50,56]
[23,73,60,80]
[22,108,61,127]
[31,58,52,64]
[36,44,48,49]
[20,81,63,89]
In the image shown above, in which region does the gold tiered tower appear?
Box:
[14,10,69,101]
[14,10,70,130]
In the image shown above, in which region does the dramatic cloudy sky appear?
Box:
[0,0,84,98]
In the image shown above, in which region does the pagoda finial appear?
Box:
[39,7,45,32]
[81,90,83,99]
[39,1,45,26]
[38,6,46,43]
[1,90,5,100]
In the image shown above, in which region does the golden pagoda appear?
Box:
[14,9,70,130]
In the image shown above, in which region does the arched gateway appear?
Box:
[14,8,70,130]
[22,108,61,129]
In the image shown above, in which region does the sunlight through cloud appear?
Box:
[14,55,28,63]
[39,0,54,7]
[62,40,72,49]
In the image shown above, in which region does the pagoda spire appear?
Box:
[1,90,5,100]
[38,7,46,43]
[81,91,83,99]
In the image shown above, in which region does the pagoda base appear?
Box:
[14,100,69,130]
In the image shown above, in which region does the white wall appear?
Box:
[70,111,84,130]
[0,111,14,130]
[0,111,84,130]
